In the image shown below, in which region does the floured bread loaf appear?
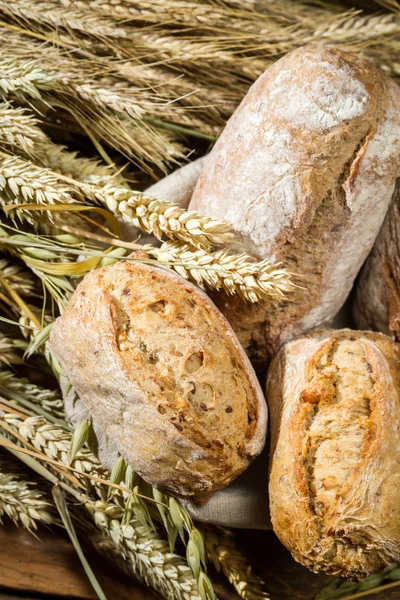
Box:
[354,181,400,340]
[267,329,400,580]
[189,45,400,363]
[49,261,267,503]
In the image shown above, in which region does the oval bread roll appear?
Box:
[354,181,400,340]
[49,261,267,503]
[189,45,400,363]
[267,329,400,580]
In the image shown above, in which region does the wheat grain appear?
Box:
[0,330,24,367]
[0,370,65,419]
[0,451,54,530]
[0,154,78,225]
[90,182,232,249]
[0,0,130,40]
[0,406,203,600]
[0,102,115,185]
[0,102,48,156]
[0,256,36,296]
[204,525,269,600]
[0,41,186,171]
[156,241,294,302]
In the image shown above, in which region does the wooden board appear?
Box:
[0,523,157,599]
[1,523,400,600]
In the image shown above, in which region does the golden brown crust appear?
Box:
[267,329,400,580]
[189,45,400,364]
[49,261,267,503]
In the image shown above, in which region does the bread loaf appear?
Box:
[189,45,400,363]
[354,181,400,340]
[267,329,400,580]
[49,261,267,503]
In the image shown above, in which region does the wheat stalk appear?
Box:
[0,225,293,305]
[0,256,36,296]
[0,41,186,172]
[156,241,294,302]
[0,154,79,225]
[0,151,231,252]
[204,525,269,600]
[7,408,213,597]
[90,182,232,250]
[0,370,65,419]
[315,566,400,600]
[0,330,24,367]
[1,0,130,40]
[0,102,116,185]
[0,451,54,530]
[0,445,203,600]
[0,406,203,600]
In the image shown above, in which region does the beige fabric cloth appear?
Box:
[64,156,272,530]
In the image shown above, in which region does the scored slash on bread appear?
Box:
[267,329,400,580]
[49,261,267,504]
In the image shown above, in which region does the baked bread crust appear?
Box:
[49,261,267,503]
[267,329,400,580]
[354,182,400,340]
[189,45,400,363]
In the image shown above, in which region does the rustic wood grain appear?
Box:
[0,523,157,599]
[1,523,400,600]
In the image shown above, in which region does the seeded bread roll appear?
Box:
[354,181,400,340]
[267,329,400,580]
[49,261,267,503]
[189,45,400,364]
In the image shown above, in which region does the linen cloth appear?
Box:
[65,156,272,530]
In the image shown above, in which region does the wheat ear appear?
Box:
[90,182,232,250]
[156,241,294,302]
[0,330,25,367]
[0,102,116,185]
[0,256,36,297]
[0,154,78,225]
[0,370,65,420]
[204,526,269,600]
[0,407,203,600]
[0,46,185,172]
[0,451,54,531]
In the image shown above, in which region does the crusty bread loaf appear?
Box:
[354,181,400,340]
[189,45,400,363]
[49,261,267,503]
[267,329,400,580]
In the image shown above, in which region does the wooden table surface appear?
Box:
[0,524,399,600]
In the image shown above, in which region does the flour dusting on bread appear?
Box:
[190,45,400,363]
